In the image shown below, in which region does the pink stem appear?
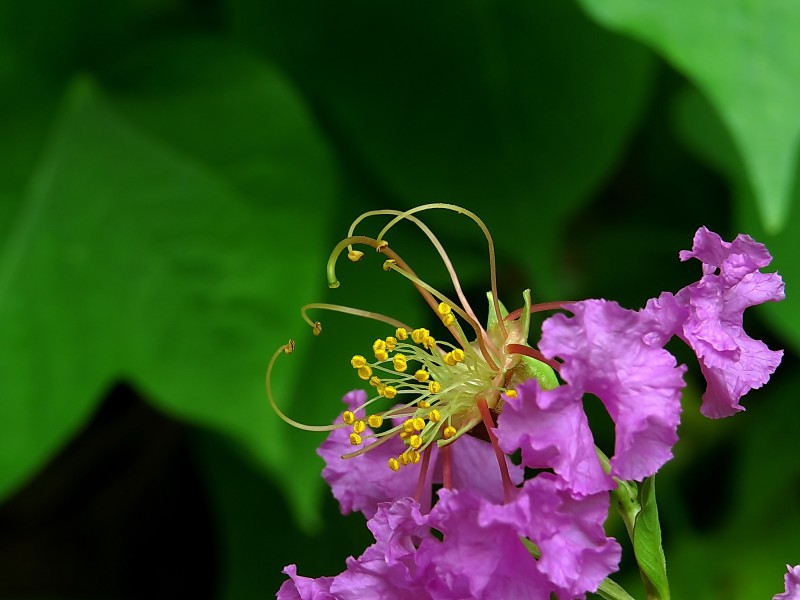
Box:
[414,446,433,504]
[477,397,514,503]
[505,300,570,322]
[441,445,452,490]
[505,343,561,372]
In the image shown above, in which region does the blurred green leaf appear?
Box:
[673,87,800,353]
[578,0,800,233]
[664,371,800,600]
[227,0,653,296]
[0,44,339,527]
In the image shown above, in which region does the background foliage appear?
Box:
[1,1,797,598]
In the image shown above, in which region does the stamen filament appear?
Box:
[442,445,452,489]
[414,446,433,503]
[477,397,514,503]
[302,303,412,332]
[382,257,500,371]
[505,343,561,372]
[266,341,343,432]
[326,235,382,289]
[375,203,507,341]
[340,432,397,459]
[345,209,482,327]
[505,301,570,322]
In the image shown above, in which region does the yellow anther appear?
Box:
[412,417,426,431]
[437,301,452,315]
[376,383,387,396]
[399,452,410,466]
[411,328,429,344]
[347,250,364,262]
[376,240,389,252]
[349,433,362,445]
[396,327,408,341]
[373,339,386,353]
[368,414,384,428]
[408,450,421,464]
[388,457,400,471]
[353,420,366,434]
[442,313,455,327]
[409,435,423,449]
[369,375,382,387]
[358,365,373,380]
[375,349,389,362]
[403,419,416,433]
[343,411,355,425]
[444,352,457,366]
[283,339,295,354]
[414,369,429,383]
[429,381,442,394]
[393,354,408,372]
[383,386,397,399]
[399,430,410,440]
[505,389,518,398]
[418,400,431,408]
[429,409,441,423]
[382,259,396,271]
[453,348,465,363]
[312,321,322,336]
[423,336,436,350]
[351,355,367,368]
[443,425,457,439]
[385,336,397,351]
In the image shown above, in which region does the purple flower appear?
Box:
[497,300,686,491]
[774,565,800,600]
[644,227,784,418]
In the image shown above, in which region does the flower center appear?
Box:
[342,303,511,470]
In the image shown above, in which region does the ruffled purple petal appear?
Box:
[277,565,336,600]
[419,488,549,599]
[646,227,784,418]
[774,564,800,600]
[482,474,621,598]
[318,391,423,518]
[330,498,434,599]
[538,300,685,482]
[496,380,612,494]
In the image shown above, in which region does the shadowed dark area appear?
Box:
[0,383,218,599]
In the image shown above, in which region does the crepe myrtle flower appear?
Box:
[278,476,620,600]
[774,565,800,600]
[268,206,784,598]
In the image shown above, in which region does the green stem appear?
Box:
[597,448,670,600]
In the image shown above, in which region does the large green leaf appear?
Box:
[0,52,338,527]
[673,86,800,353]
[227,0,653,296]
[578,0,800,233]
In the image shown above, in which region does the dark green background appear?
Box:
[1,1,798,598]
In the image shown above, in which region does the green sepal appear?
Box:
[485,291,510,348]
[515,355,559,390]
[632,476,670,600]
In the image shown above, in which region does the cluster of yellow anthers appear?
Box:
[343,302,500,471]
